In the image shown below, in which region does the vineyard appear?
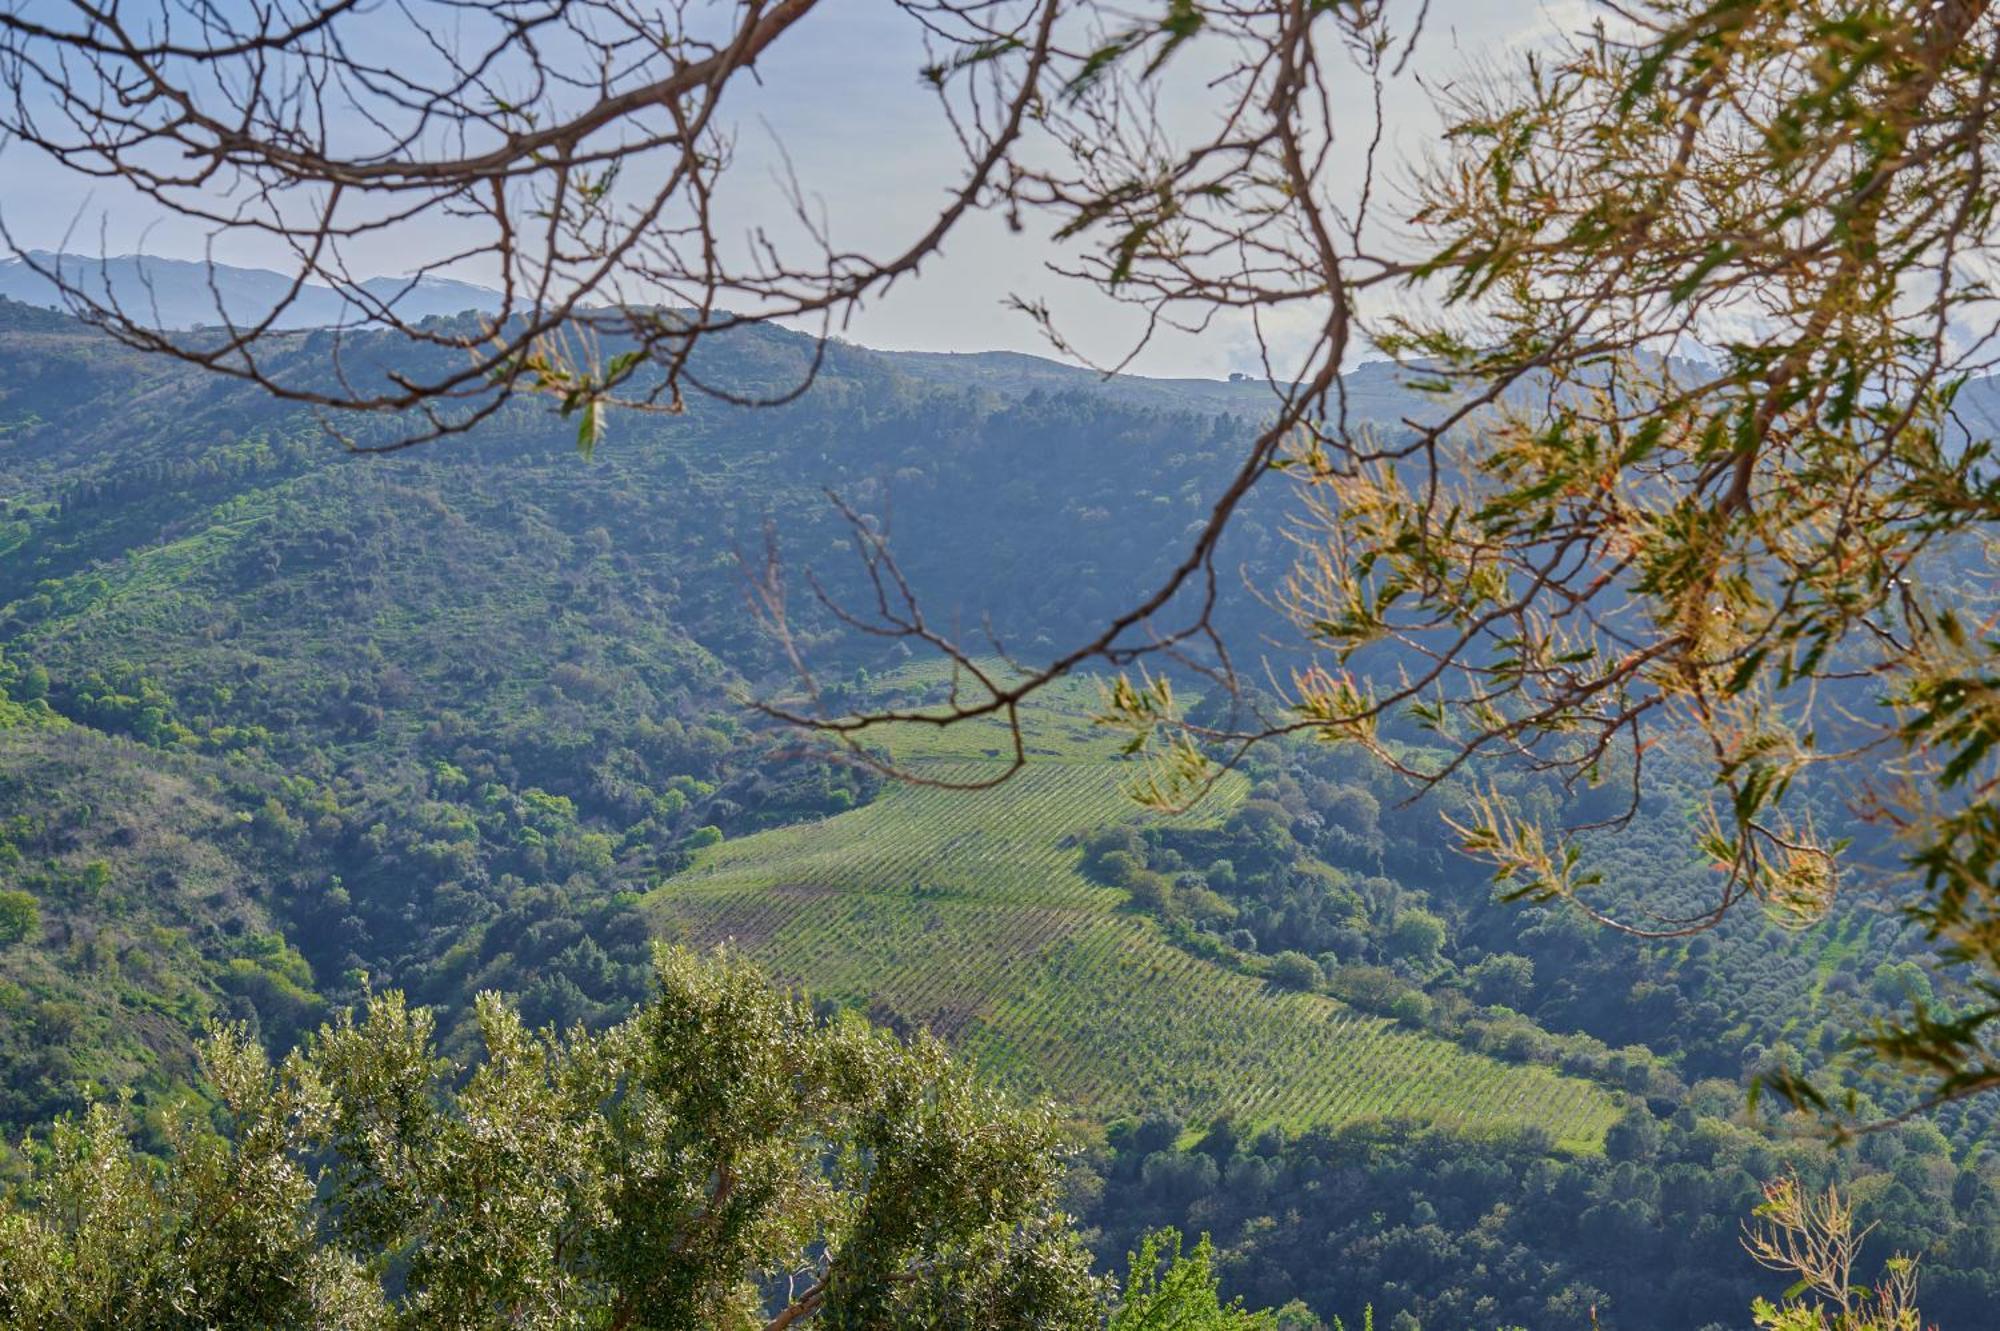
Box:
[649,677,1621,1151]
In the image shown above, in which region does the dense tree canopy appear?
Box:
[0,947,1103,1331]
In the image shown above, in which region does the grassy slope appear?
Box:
[648,678,1620,1152]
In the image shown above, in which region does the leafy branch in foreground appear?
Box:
[1744,1175,1924,1331]
[1353,0,2000,1122]
[0,946,1102,1331]
[1108,1229,1275,1331]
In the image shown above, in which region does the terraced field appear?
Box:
[648,677,1621,1151]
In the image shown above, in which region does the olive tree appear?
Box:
[0,946,1102,1330]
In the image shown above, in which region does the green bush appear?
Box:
[1268,951,1321,991]
[0,891,37,946]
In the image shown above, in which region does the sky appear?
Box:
[0,0,1583,379]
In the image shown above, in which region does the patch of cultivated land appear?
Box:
[648,677,1620,1151]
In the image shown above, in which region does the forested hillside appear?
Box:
[1,296,1996,1328]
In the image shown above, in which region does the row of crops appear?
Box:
[649,687,1621,1152]
[677,758,1168,909]
[961,918,1615,1148]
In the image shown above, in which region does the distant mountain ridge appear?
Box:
[0,254,1430,426]
[0,250,501,330]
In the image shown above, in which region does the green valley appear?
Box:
[9,0,2000,1323]
[0,299,1994,1329]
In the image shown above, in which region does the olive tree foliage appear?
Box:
[10,0,2000,1112]
[1303,0,2000,1122]
[1107,1229,1276,1331]
[0,947,1103,1331]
